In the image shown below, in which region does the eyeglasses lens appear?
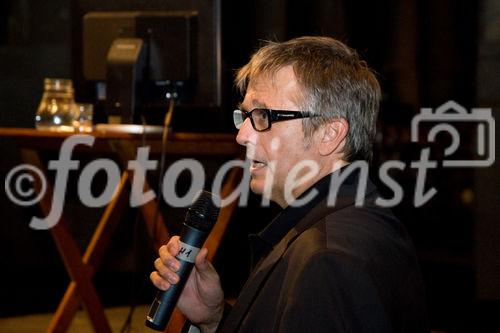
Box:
[233,110,244,129]
[252,109,269,131]
[233,109,271,131]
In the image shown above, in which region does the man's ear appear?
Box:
[318,118,349,156]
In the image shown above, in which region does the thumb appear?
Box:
[194,248,213,276]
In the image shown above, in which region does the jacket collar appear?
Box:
[223,163,377,332]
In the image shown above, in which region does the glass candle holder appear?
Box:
[35,78,77,132]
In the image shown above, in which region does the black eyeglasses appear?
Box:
[233,108,317,132]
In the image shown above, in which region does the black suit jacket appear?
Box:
[218,169,428,332]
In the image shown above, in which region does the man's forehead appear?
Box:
[248,66,294,88]
[243,67,302,109]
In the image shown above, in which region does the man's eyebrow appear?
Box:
[237,100,269,111]
[252,99,268,109]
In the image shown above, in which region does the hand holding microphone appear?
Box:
[147,191,225,332]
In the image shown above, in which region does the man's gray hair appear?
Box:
[235,36,381,162]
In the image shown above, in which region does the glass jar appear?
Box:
[35,78,78,132]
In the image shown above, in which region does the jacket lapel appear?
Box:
[220,229,293,332]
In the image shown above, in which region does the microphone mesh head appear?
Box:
[185,191,221,232]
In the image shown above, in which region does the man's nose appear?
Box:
[236,118,255,146]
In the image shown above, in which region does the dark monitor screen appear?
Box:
[82,5,221,110]
[84,11,197,82]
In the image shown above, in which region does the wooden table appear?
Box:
[0,127,243,333]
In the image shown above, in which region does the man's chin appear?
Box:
[249,179,277,204]
[249,179,263,195]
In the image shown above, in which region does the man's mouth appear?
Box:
[250,159,267,172]
[246,148,266,172]
[251,160,266,167]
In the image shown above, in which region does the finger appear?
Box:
[150,271,171,291]
[154,258,180,284]
[166,236,180,255]
[159,241,181,272]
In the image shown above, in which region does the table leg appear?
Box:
[21,149,112,333]
[47,172,130,332]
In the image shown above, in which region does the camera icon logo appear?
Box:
[411,100,495,167]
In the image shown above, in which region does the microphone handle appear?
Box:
[146,225,208,331]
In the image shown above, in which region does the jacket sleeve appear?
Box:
[276,250,392,333]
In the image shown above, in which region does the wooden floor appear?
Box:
[0,305,152,333]
[0,307,455,333]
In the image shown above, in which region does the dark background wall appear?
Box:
[0,0,498,332]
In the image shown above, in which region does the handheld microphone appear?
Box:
[145,191,220,331]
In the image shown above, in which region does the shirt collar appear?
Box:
[258,170,336,247]
[258,165,359,246]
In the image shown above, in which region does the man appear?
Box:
[151,36,428,332]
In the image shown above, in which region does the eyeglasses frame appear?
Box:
[234,108,317,132]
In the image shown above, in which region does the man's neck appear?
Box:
[276,159,349,208]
